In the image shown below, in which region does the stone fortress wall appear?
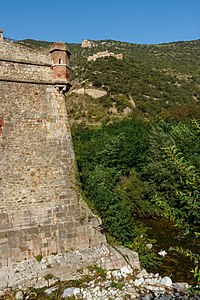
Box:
[0,38,107,273]
[0,34,140,289]
[0,42,53,83]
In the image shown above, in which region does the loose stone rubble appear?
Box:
[2,266,199,300]
[57,268,199,300]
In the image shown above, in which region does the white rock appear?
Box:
[45,286,58,295]
[84,294,93,300]
[62,287,81,298]
[88,281,95,287]
[73,288,81,296]
[93,286,100,294]
[134,277,144,286]
[110,289,118,296]
[112,270,122,278]
[120,266,133,277]
[15,291,24,300]
[83,268,89,275]
[129,295,137,299]
[144,278,154,284]
[136,269,148,278]
[173,282,189,289]
[160,276,172,286]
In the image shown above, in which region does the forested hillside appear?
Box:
[20,38,200,125]
[67,39,200,124]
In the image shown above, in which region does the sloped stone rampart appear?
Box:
[0,41,107,286]
[0,245,140,290]
[0,39,140,290]
[0,79,106,261]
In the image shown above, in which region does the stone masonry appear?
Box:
[0,38,108,281]
[0,37,140,289]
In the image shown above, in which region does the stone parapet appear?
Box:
[0,41,50,65]
[0,60,54,82]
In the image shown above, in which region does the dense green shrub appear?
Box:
[73,117,200,239]
[73,118,153,243]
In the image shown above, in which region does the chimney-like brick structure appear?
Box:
[49,42,71,81]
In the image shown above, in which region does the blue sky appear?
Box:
[0,0,199,44]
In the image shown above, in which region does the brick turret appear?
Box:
[49,42,71,81]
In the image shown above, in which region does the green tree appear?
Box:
[143,119,200,234]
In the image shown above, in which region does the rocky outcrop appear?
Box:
[81,39,94,48]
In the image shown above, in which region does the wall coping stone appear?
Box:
[0,56,51,67]
[0,77,71,86]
